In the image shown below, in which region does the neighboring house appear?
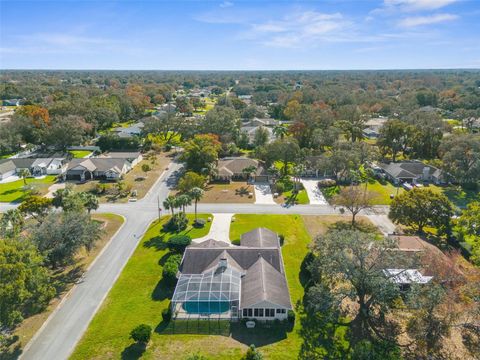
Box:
[363,117,387,139]
[240,125,274,145]
[0,160,16,180]
[383,269,433,290]
[2,99,25,106]
[112,122,144,138]
[248,117,277,127]
[378,161,445,185]
[171,228,292,321]
[215,157,270,182]
[65,158,131,181]
[0,157,67,180]
[98,151,143,167]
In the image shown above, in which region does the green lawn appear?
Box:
[0,175,57,203]
[71,214,320,360]
[69,150,92,158]
[275,189,309,205]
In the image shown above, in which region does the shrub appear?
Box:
[243,344,263,360]
[287,310,295,324]
[318,178,336,188]
[185,354,209,360]
[274,182,285,194]
[162,307,172,322]
[163,212,188,232]
[193,218,206,228]
[94,183,106,195]
[168,235,192,253]
[162,254,182,286]
[278,234,285,246]
[141,164,151,173]
[130,324,152,344]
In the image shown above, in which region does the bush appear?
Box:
[322,185,340,200]
[163,212,188,232]
[318,178,336,188]
[287,310,295,324]
[168,235,192,253]
[94,183,106,195]
[162,307,172,322]
[193,218,206,228]
[142,164,151,173]
[130,324,152,344]
[274,182,285,194]
[162,254,182,286]
[243,344,263,360]
[278,234,285,246]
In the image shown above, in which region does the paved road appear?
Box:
[19,162,183,360]
[3,160,393,360]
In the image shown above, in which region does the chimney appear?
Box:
[422,167,430,180]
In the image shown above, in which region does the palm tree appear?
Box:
[81,193,99,214]
[273,125,288,139]
[0,209,24,238]
[19,168,31,185]
[163,196,176,217]
[176,194,192,213]
[189,187,204,221]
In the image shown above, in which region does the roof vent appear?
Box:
[218,258,228,269]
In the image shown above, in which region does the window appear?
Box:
[243,309,248,317]
[248,308,252,317]
[266,309,275,317]
[276,308,286,314]
[254,308,259,317]
[258,308,264,317]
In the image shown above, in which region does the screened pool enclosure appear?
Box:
[171,264,242,319]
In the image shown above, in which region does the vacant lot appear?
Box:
[0,175,57,203]
[201,182,255,203]
[73,152,171,203]
[6,213,124,358]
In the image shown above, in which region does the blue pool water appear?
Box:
[182,302,229,314]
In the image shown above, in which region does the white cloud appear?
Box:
[384,0,458,11]
[399,13,458,27]
[244,11,351,48]
[219,1,233,8]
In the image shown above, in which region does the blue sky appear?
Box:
[1,0,479,70]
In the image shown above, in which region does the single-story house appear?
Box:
[98,152,143,167]
[0,160,16,180]
[378,161,445,185]
[65,158,131,181]
[240,125,274,145]
[171,228,291,321]
[112,122,144,138]
[214,157,270,183]
[363,118,387,139]
[0,157,68,180]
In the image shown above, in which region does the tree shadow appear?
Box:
[143,235,167,251]
[151,278,174,301]
[230,322,288,347]
[120,342,146,360]
[0,338,22,360]
[235,186,250,197]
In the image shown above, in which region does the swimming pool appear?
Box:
[182,301,230,314]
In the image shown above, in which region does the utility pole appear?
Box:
[157,195,162,221]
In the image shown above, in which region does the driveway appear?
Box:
[193,213,233,244]
[253,183,276,204]
[44,183,65,198]
[300,179,328,205]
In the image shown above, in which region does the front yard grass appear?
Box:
[72,151,171,203]
[71,214,350,359]
[200,182,255,203]
[0,175,57,203]
[7,213,124,357]
[274,189,309,205]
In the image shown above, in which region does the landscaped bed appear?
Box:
[0,175,57,203]
[70,213,351,359]
[7,213,125,356]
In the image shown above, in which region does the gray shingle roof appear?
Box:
[379,161,442,179]
[217,157,264,177]
[241,228,279,248]
[241,256,292,308]
[0,160,16,174]
[67,158,128,172]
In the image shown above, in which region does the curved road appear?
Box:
[0,161,392,360]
